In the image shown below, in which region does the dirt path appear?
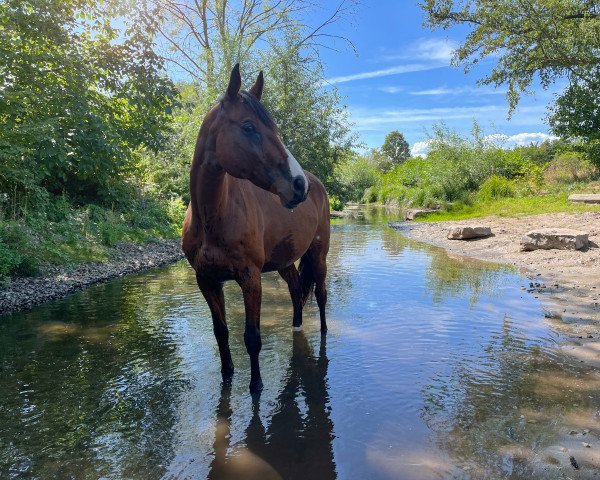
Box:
[0,240,184,315]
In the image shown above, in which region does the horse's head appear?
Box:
[209,64,309,209]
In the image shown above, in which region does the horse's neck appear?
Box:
[190,145,229,225]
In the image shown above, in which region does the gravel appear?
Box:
[0,240,184,315]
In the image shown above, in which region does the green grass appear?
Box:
[419,193,600,222]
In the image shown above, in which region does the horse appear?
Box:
[182,64,330,393]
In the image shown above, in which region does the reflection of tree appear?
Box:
[0,262,194,479]
[420,311,600,478]
[208,332,336,480]
[424,249,510,306]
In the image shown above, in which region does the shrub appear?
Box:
[477,175,517,202]
[544,152,598,185]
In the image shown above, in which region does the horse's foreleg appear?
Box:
[278,264,303,331]
[197,275,234,378]
[237,270,263,393]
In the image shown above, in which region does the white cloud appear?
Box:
[505,132,559,146]
[411,140,431,157]
[351,105,503,129]
[325,63,440,85]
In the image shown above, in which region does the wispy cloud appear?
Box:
[325,63,439,85]
[382,38,458,63]
[351,105,503,129]
[410,85,507,96]
[379,86,405,94]
[350,104,548,132]
[325,38,457,85]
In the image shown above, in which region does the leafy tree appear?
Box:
[548,72,600,165]
[0,0,178,207]
[381,131,410,168]
[420,0,600,111]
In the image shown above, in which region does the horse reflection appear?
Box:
[208,332,335,479]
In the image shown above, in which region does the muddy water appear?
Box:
[1,208,599,479]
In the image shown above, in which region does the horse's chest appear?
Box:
[193,244,237,279]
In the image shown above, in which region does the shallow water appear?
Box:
[1,207,599,479]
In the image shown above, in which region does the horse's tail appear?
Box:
[299,252,315,306]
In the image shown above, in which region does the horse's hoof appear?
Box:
[292,325,302,332]
[249,379,263,393]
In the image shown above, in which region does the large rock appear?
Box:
[568,194,600,204]
[520,228,589,251]
[447,226,492,240]
[404,208,437,220]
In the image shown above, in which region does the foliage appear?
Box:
[364,124,571,208]
[543,151,598,184]
[333,154,380,202]
[0,0,178,207]
[549,72,600,167]
[421,0,600,112]
[476,175,517,202]
[0,194,185,280]
[381,131,410,168]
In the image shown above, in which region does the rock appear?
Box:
[520,228,589,251]
[404,208,437,220]
[568,194,600,204]
[447,226,492,240]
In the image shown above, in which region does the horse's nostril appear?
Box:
[293,176,305,194]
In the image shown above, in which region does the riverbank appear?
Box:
[0,240,184,315]
[390,211,600,346]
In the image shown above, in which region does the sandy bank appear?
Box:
[0,240,184,315]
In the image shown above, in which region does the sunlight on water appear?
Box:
[1,207,599,479]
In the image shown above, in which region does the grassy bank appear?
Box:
[0,193,186,281]
[420,191,600,222]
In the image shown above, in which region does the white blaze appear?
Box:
[285,147,308,195]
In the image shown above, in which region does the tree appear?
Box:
[0,0,178,206]
[420,0,600,111]
[381,131,410,168]
[549,72,600,140]
[149,0,356,94]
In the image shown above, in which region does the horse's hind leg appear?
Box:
[313,258,328,334]
[303,245,328,334]
[278,264,303,331]
[197,275,234,378]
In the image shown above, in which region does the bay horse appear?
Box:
[182,64,330,393]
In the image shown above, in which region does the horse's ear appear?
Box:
[249,71,264,100]
[227,63,241,100]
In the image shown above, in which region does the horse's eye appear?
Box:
[242,122,256,135]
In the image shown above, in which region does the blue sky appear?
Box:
[313,1,562,154]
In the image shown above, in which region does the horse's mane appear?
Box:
[239,91,276,130]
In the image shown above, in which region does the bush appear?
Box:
[477,175,517,202]
[544,152,598,185]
